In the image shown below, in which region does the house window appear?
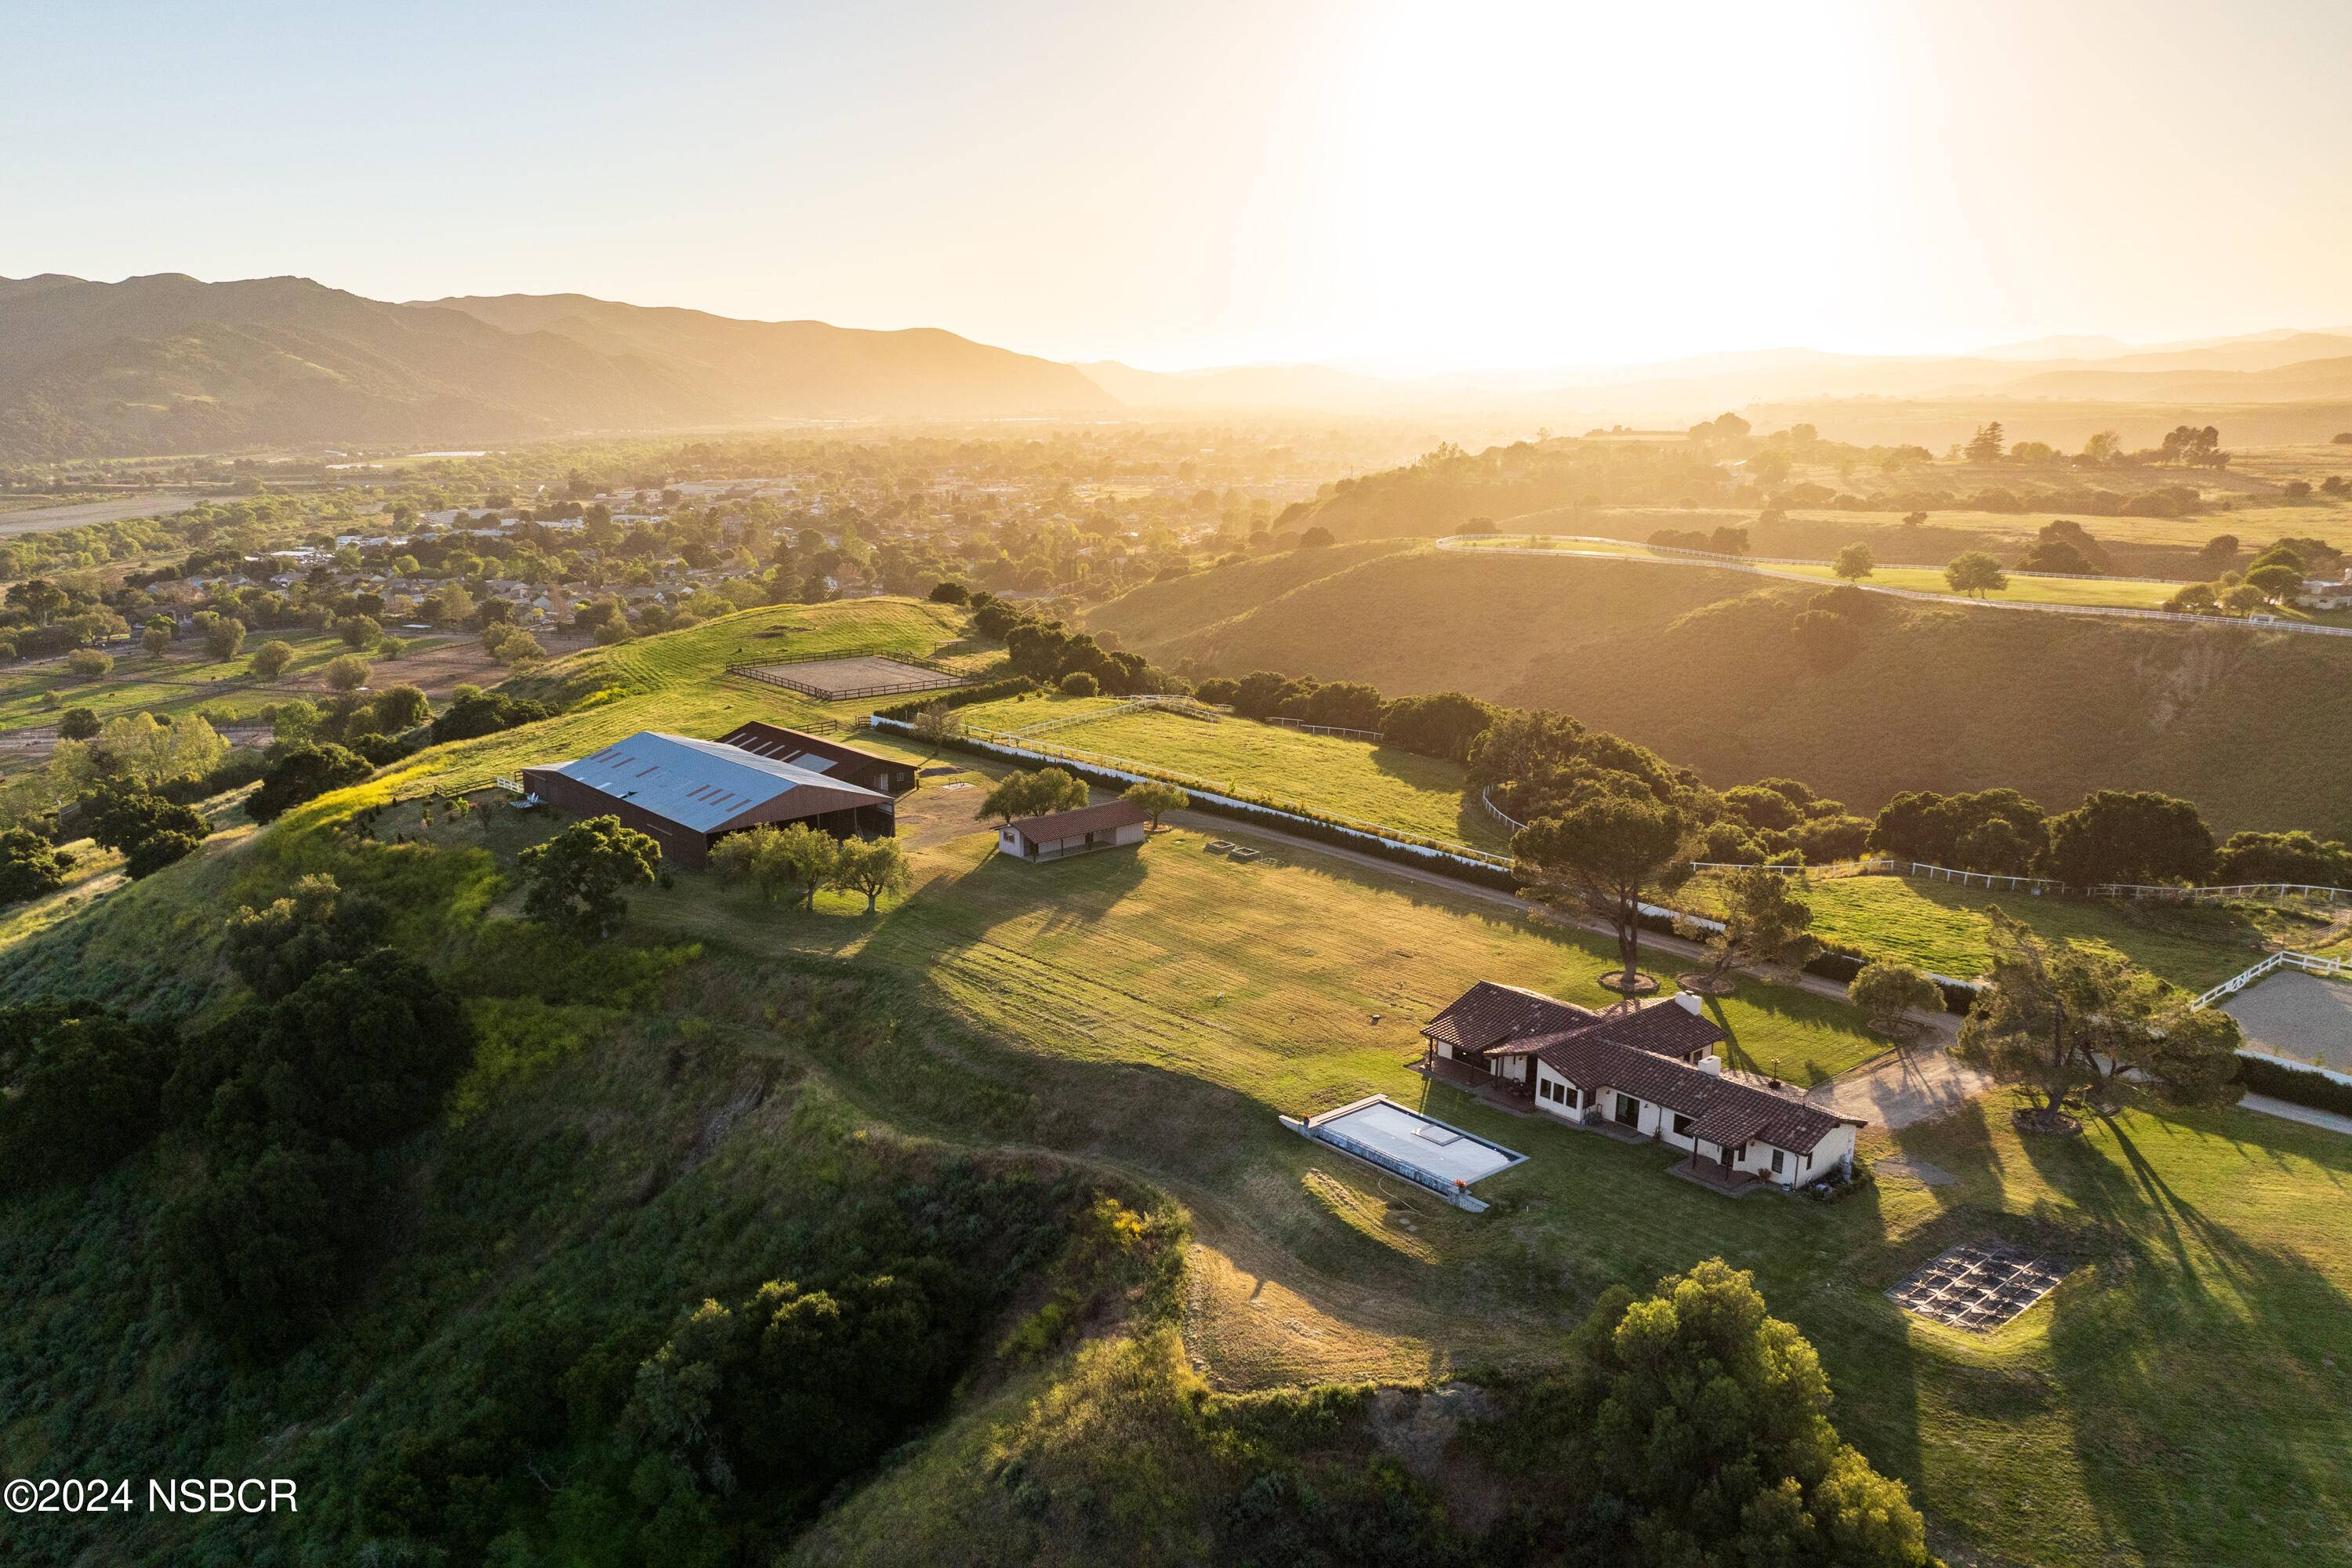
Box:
[1671,1113,1693,1138]
[1769,1148,1786,1174]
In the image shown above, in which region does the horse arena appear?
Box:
[731,655,965,701]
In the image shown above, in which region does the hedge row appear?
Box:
[1629,906,1979,1014]
[872,676,1036,723]
[890,723,1523,891]
[2234,1052,2352,1117]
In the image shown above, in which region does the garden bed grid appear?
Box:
[1887,1240,2073,1331]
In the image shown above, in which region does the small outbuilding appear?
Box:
[996,797,1149,862]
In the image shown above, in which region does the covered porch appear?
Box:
[1669,1150,1766,1196]
[1414,1050,1539,1114]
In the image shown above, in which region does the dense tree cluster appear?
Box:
[970,592,1178,695]
[80,774,209,877]
[1858,786,2299,890]
[1499,1258,1935,1566]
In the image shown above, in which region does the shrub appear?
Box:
[323,654,372,693]
[66,648,113,679]
[1059,670,1101,697]
[0,828,71,903]
[125,830,204,879]
[429,691,555,743]
[1849,960,1945,1034]
[520,815,661,936]
[0,1004,175,1190]
[870,676,1035,723]
[1374,691,1496,761]
[57,706,100,740]
[2234,1054,2352,1116]
[250,640,297,679]
[247,743,374,823]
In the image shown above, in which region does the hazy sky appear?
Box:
[8,0,2351,372]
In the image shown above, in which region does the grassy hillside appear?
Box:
[949,690,1504,848]
[1682,870,2325,992]
[1087,546,2352,837]
[1569,503,2336,572]
[7,605,2352,1567]
[1452,533,2183,608]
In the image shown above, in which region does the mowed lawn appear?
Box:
[949,691,1504,849]
[1684,870,2286,992]
[612,792,2352,1568]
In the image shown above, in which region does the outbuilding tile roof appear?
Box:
[1006,797,1149,841]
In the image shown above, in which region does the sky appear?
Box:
[7,0,2352,373]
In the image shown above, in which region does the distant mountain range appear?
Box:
[0,274,1115,459]
[5,270,2352,459]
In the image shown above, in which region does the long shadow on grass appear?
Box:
[1886,1096,2002,1204]
[2018,1112,2352,1566]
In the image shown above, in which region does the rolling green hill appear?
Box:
[1087,545,2352,836]
[4,600,2351,1566]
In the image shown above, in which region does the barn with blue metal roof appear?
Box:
[519,728,898,865]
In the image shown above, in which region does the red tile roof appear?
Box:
[1535,1033,1852,1154]
[1006,797,1149,841]
[1424,982,1726,1061]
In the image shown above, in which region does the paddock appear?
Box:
[730,655,964,701]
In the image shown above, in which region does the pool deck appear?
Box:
[1283,1094,1527,1210]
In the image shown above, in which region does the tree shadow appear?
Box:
[1886,1096,2002,1202]
[2015,1112,2352,1566]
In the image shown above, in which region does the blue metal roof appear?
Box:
[541,730,889,833]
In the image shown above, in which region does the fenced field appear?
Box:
[942,691,1507,851]
[728,653,965,700]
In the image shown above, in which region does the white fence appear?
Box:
[1689,858,1899,877]
[1479,786,1526,835]
[1687,858,2056,891]
[2193,949,2350,1011]
[1434,535,2352,641]
[2092,880,2350,906]
[1001,692,1221,741]
[1267,716,1385,742]
[871,716,1512,870]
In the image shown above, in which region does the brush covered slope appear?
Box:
[1089,546,2352,836]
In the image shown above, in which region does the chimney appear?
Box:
[1673,992,1702,1015]
[1697,1055,1722,1076]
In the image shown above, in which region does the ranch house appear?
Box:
[1422,982,1860,1192]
